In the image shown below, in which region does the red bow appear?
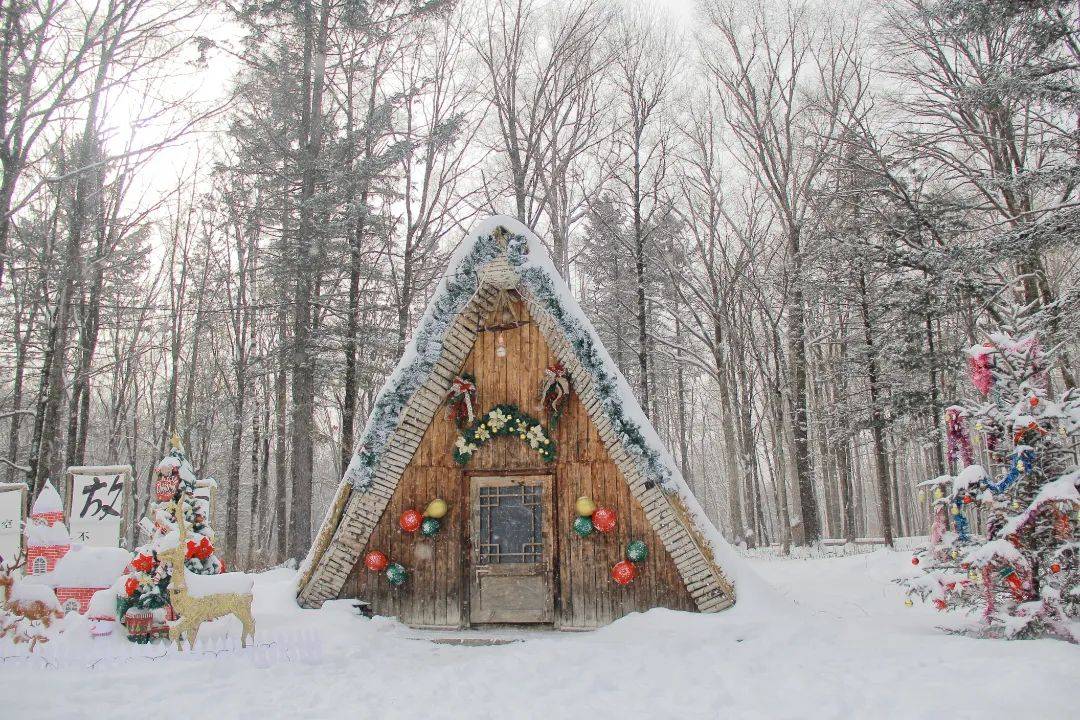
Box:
[185,536,214,561]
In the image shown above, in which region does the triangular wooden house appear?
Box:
[298,217,735,628]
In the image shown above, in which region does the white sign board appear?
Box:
[0,483,26,565]
[66,466,131,548]
[194,478,217,523]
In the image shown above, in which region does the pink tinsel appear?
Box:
[968,343,994,396]
[930,504,947,546]
[945,406,974,469]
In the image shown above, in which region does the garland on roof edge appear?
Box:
[343,227,674,494]
[343,233,502,488]
[505,231,673,492]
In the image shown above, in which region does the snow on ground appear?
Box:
[3,548,1076,720]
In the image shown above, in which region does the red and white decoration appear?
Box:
[23,480,130,614]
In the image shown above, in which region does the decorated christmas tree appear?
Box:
[117,435,224,642]
[904,315,1079,640]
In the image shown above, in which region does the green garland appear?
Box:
[453,404,556,465]
[505,232,673,491]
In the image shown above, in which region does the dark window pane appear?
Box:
[477,484,544,564]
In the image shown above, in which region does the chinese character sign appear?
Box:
[69,471,128,547]
[0,484,26,563]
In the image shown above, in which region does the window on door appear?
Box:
[476,483,543,564]
[32,556,47,575]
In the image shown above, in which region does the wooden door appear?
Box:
[469,474,554,624]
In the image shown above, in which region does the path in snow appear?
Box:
[3,548,1076,720]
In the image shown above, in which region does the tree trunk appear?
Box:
[274,308,289,564]
[786,227,820,543]
[858,269,894,547]
[288,0,330,560]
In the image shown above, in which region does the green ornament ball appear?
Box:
[626,540,648,563]
[572,515,594,537]
[421,517,441,537]
[386,563,408,587]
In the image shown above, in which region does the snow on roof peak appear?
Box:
[32,480,63,515]
[25,545,130,588]
[25,520,70,547]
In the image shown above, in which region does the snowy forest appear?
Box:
[1,0,1077,571]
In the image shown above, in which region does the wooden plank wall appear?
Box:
[344,299,696,628]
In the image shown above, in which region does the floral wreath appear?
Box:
[453,404,556,465]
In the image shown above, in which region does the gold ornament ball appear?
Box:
[918,490,926,502]
[425,498,448,519]
[933,488,944,500]
[575,496,597,517]
[904,599,913,607]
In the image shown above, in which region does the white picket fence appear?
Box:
[747,535,927,560]
[0,629,324,670]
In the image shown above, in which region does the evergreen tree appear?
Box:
[904,310,1079,640]
[116,438,223,642]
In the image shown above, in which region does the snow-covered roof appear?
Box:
[298,216,740,612]
[26,545,130,588]
[340,216,681,495]
[31,480,63,515]
[26,518,70,547]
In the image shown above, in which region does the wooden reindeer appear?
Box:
[0,550,22,606]
[0,551,62,651]
[157,494,254,650]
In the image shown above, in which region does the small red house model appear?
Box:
[25,480,130,614]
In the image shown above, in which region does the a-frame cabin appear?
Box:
[297,217,735,629]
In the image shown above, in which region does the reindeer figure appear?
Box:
[0,550,22,606]
[157,494,254,650]
[1,551,62,651]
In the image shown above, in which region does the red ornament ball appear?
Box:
[1029,397,1039,407]
[911,557,920,566]
[1050,563,1061,574]
[364,550,389,573]
[399,509,423,533]
[124,577,139,596]
[592,506,617,533]
[933,598,947,611]
[611,560,637,586]
[962,495,973,504]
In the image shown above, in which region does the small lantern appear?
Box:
[496,333,507,357]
